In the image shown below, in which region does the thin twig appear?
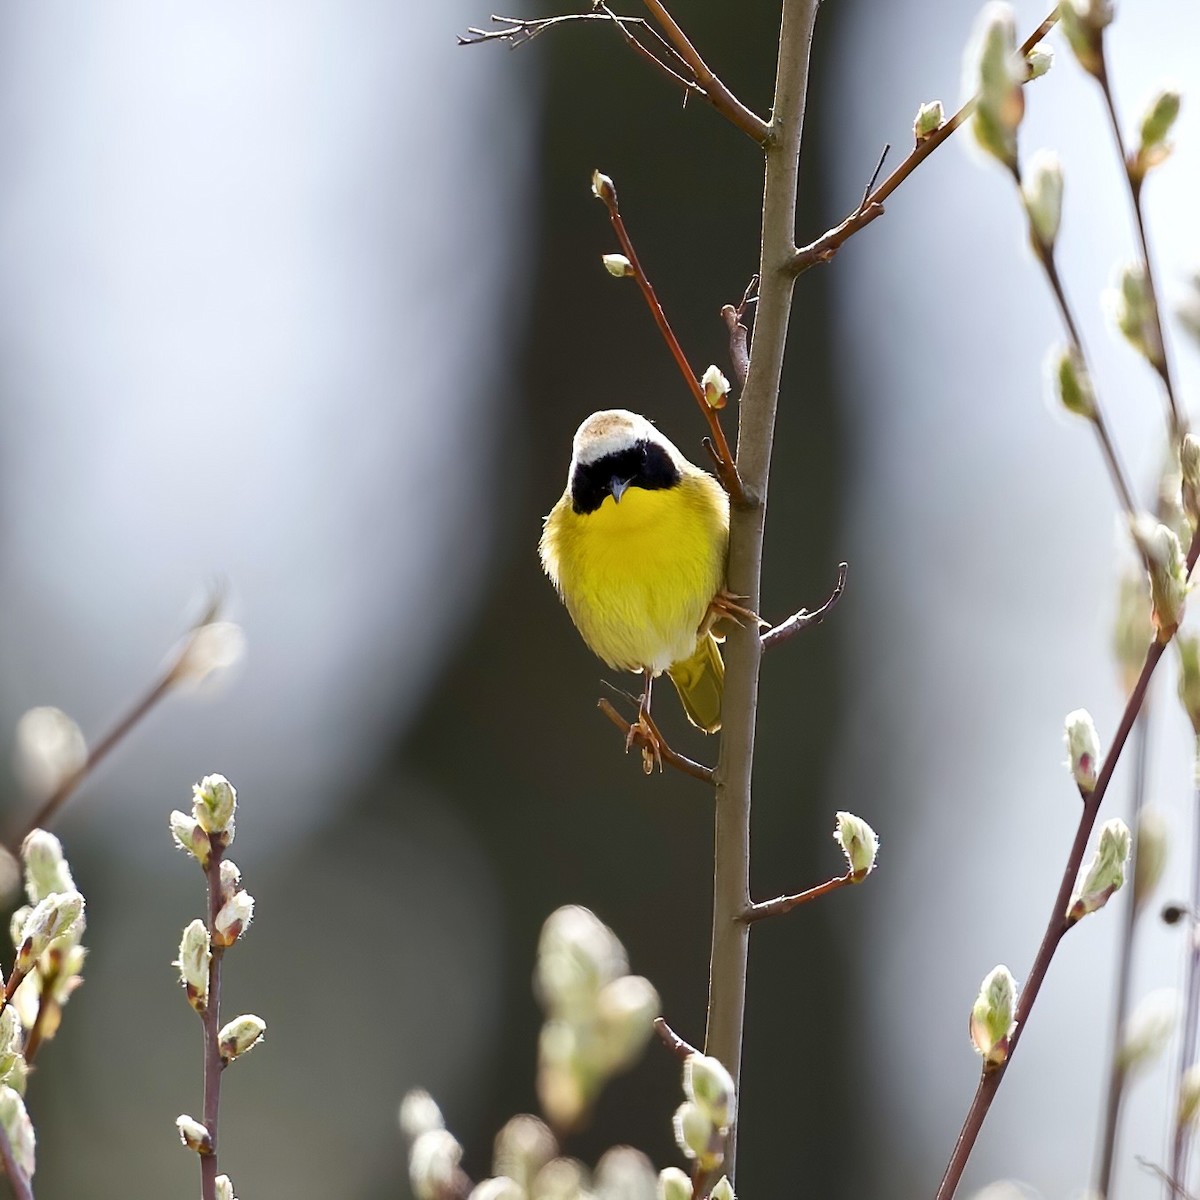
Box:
[936,532,1200,1199]
[199,843,227,1200]
[720,276,757,391]
[654,1016,700,1060]
[596,698,714,783]
[740,873,853,923]
[1172,758,1200,1197]
[592,172,743,499]
[789,8,1059,275]
[761,562,848,649]
[637,0,769,143]
[706,0,819,1179]
[21,966,60,1065]
[0,1122,32,1200]
[1095,61,1188,445]
[12,598,225,849]
[1035,247,1139,521]
[1094,708,1152,1199]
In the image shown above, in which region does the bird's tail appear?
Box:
[667,633,724,733]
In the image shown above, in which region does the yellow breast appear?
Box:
[539,470,728,674]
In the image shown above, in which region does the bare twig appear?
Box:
[761,562,848,650]
[592,172,743,499]
[740,873,853,923]
[654,1016,700,1060]
[720,277,757,391]
[1034,247,1139,521]
[789,9,1059,275]
[1094,709,1152,1199]
[0,1122,32,1200]
[21,965,61,1065]
[936,532,1200,1199]
[199,843,227,1200]
[638,0,769,143]
[1095,62,1188,445]
[459,7,768,143]
[12,598,226,849]
[596,698,714,782]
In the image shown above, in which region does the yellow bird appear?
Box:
[539,408,730,734]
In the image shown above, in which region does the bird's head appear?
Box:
[567,409,684,515]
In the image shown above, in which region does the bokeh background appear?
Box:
[0,0,1197,1196]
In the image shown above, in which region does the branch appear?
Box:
[592,171,743,499]
[596,698,714,782]
[705,0,819,1180]
[0,1123,32,1200]
[654,1016,700,1061]
[761,562,848,650]
[199,842,228,1200]
[740,873,853,923]
[12,597,229,849]
[1095,59,1188,445]
[637,1,769,143]
[789,8,1059,275]
[458,7,768,143]
[936,532,1200,1198]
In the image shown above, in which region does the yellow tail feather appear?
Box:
[667,634,724,733]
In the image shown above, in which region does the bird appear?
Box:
[539,408,738,750]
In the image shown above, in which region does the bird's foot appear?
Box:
[702,588,768,636]
[624,707,667,775]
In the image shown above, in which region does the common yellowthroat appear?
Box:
[539,409,730,733]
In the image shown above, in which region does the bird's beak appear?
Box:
[609,476,632,503]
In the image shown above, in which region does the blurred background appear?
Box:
[0,0,1197,1196]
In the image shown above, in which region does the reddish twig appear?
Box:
[789,8,1059,275]
[198,844,227,1200]
[654,1016,700,1061]
[592,172,743,499]
[740,873,853,923]
[1094,59,1188,445]
[638,0,769,143]
[597,698,714,783]
[936,532,1200,1198]
[21,966,60,1065]
[761,562,848,650]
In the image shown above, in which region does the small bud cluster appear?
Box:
[1132,808,1169,913]
[1118,988,1178,1075]
[1020,149,1063,256]
[7,831,88,1049]
[1112,568,1153,695]
[965,4,1025,171]
[402,1093,676,1200]
[833,811,879,880]
[1130,87,1182,185]
[1063,709,1101,794]
[673,1053,737,1176]
[534,906,659,1130]
[1109,263,1165,370]
[1068,819,1131,922]
[701,366,730,411]
[1048,345,1095,420]
[171,773,262,1200]
[913,100,944,141]
[1058,0,1113,81]
[1129,514,1188,639]
[969,965,1018,1067]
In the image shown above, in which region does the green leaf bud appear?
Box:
[192,774,237,839]
[20,830,75,905]
[834,811,878,879]
[1021,149,1063,252]
[1064,708,1101,793]
[969,964,1017,1067]
[218,1014,266,1064]
[1069,819,1131,922]
[658,1168,691,1200]
[684,1053,737,1132]
[1130,514,1188,639]
[175,919,211,1012]
[175,1114,213,1154]
[169,810,212,868]
[1133,807,1169,911]
[1058,0,1113,80]
[0,1087,34,1179]
[602,254,634,278]
[1118,988,1178,1075]
[913,100,944,140]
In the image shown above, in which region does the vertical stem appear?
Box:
[705,0,817,1178]
[199,844,227,1200]
[1170,749,1200,1197]
[1094,708,1152,1199]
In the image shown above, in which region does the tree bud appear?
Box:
[176,1114,213,1154]
[176,919,211,1012]
[1069,819,1131,922]
[1021,149,1063,252]
[684,1053,737,1132]
[192,774,237,839]
[1064,708,1101,793]
[834,811,878,880]
[1130,514,1188,639]
[913,100,944,140]
[218,1014,266,1063]
[969,965,1017,1067]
